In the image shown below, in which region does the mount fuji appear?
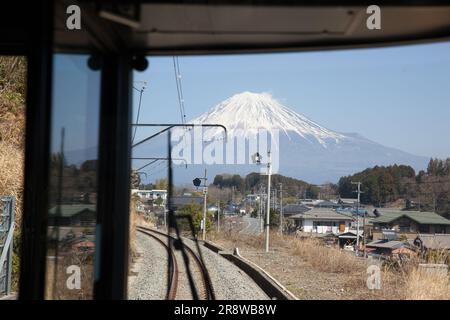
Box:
[135,92,428,184]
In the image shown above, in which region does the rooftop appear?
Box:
[48,204,96,218]
[288,208,353,221]
[372,210,450,226]
[366,239,415,250]
[283,204,310,215]
[415,234,450,250]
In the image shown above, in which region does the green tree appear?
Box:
[154,178,168,189]
[177,203,212,234]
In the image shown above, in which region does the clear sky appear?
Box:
[133,40,450,159]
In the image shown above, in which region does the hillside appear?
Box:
[0,56,26,226]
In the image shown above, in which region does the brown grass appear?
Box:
[214,228,450,300]
[0,141,23,226]
[404,268,450,300]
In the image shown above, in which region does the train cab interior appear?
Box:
[0,0,450,300]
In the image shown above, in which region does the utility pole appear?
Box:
[202,169,208,241]
[259,185,264,233]
[259,184,263,233]
[265,151,272,253]
[279,183,283,234]
[216,201,220,233]
[352,181,363,256]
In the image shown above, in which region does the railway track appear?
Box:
[136,226,215,300]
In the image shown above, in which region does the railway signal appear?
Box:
[193,170,208,240]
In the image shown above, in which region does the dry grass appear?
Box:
[0,56,26,226]
[129,195,156,264]
[404,268,450,300]
[214,228,450,300]
[0,141,23,226]
[291,236,365,274]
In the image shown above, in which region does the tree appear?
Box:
[154,178,168,189]
[177,203,212,234]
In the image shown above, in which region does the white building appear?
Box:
[300,199,324,206]
[288,208,353,234]
[131,189,168,203]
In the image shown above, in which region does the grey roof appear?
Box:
[315,200,341,208]
[415,234,450,250]
[288,208,353,221]
[48,204,96,217]
[371,210,450,226]
[283,204,310,215]
[338,231,363,239]
[366,239,415,250]
[171,196,203,207]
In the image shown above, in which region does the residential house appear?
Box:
[371,210,450,240]
[365,239,417,259]
[337,230,363,248]
[300,199,323,206]
[171,195,203,211]
[48,204,96,241]
[413,233,450,251]
[48,204,96,227]
[288,208,353,234]
[314,200,341,209]
[131,189,168,205]
[338,197,357,208]
[282,204,310,217]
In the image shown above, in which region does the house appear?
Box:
[365,239,417,259]
[288,208,354,234]
[245,194,260,205]
[338,197,357,207]
[131,189,167,204]
[300,199,324,206]
[48,204,97,241]
[413,234,450,251]
[337,231,363,248]
[171,196,203,211]
[282,204,310,217]
[314,200,341,209]
[48,204,96,227]
[371,210,450,240]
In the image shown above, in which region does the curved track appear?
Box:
[136,227,178,300]
[136,226,215,300]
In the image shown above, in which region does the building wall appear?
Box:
[302,219,350,234]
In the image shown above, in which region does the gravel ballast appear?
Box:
[128,230,269,300]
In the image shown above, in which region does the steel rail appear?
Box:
[137,226,215,300]
[136,227,178,300]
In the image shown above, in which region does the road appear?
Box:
[238,215,262,235]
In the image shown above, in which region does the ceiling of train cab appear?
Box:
[53,1,450,54]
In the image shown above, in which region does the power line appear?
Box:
[132,81,147,143]
[175,57,187,123]
[173,56,187,125]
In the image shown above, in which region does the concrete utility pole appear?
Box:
[259,184,263,233]
[279,183,283,234]
[259,185,265,233]
[216,201,220,233]
[202,169,208,241]
[265,151,272,253]
[352,181,363,255]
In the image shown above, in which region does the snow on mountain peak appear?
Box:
[190,91,345,146]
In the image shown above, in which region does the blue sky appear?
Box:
[133,41,450,159]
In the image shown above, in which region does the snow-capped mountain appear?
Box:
[132,91,428,184]
[191,91,344,146]
[185,91,428,183]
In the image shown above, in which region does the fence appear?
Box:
[0,196,15,296]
